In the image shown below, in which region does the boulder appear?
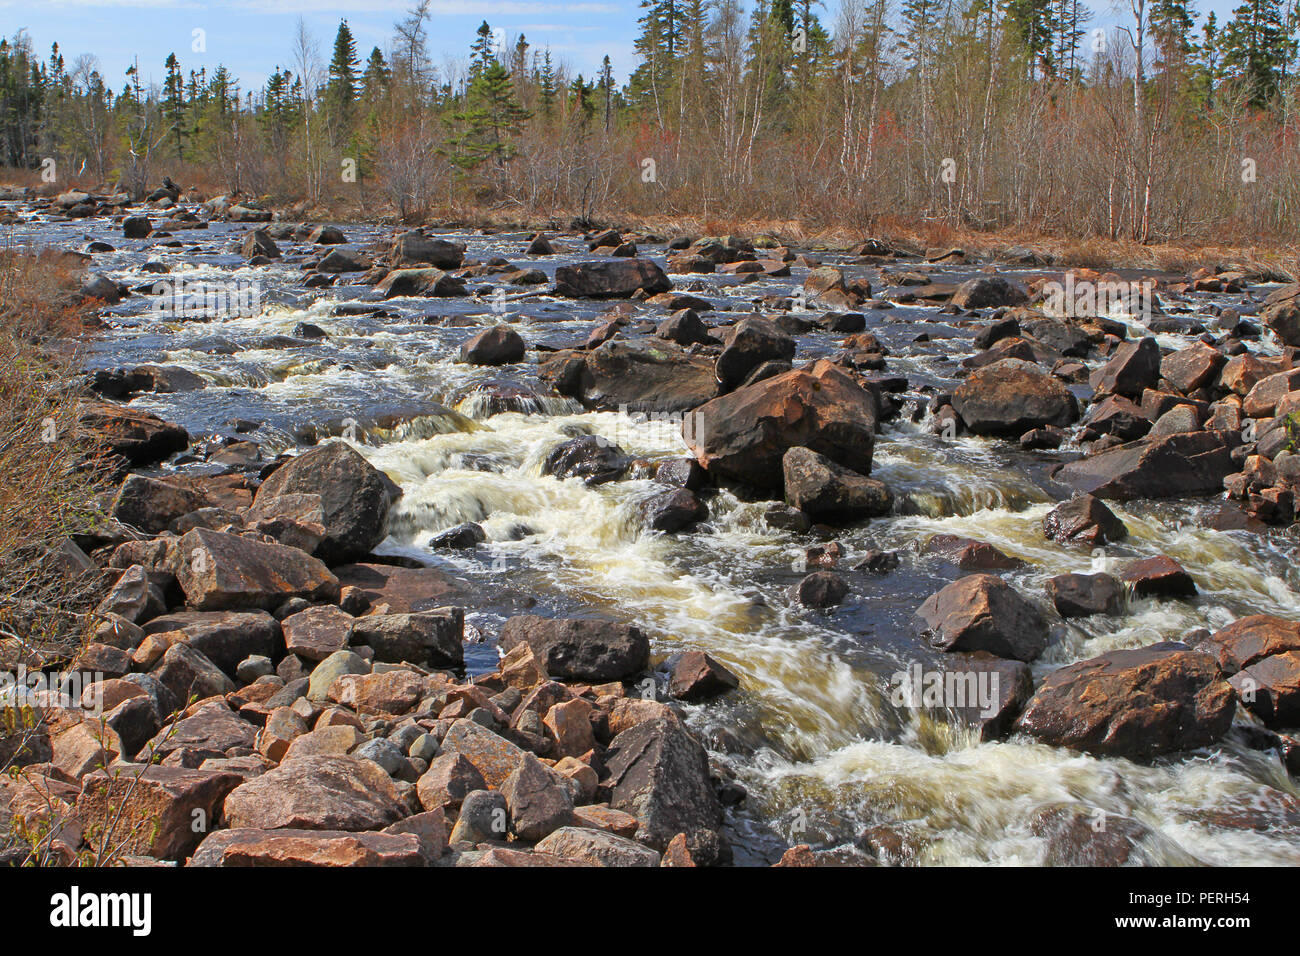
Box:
[535,827,661,866]
[144,610,280,677]
[240,229,280,260]
[440,719,528,789]
[542,435,631,486]
[602,716,724,861]
[190,828,423,866]
[792,571,850,608]
[281,606,354,662]
[376,267,466,298]
[461,326,526,366]
[1042,494,1128,546]
[501,753,575,841]
[553,259,672,298]
[389,232,465,268]
[915,574,1050,662]
[669,651,740,702]
[416,752,487,811]
[499,615,650,683]
[685,359,879,492]
[1045,572,1123,617]
[76,765,241,860]
[77,403,188,466]
[715,318,796,391]
[541,342,719,414]
[171,528,339,611]
[638,488,707,532]
[1230,651,1300,728]
[1053,432,1237,500]
[1204,615,1300,673]
[1260,284,1300,347]
[1161,343,1225,394]
[1089,337,1161,398]
[350,609,464,667]
[152,644,237,704]
[1016,644,1235,758]
[951,276,1028,309]
[1119,556,1197,598]
[952,359,1078,436]
[223,754,408,831]
[122,215,152,239]
[782,446,892,521]
[253,442,392,563]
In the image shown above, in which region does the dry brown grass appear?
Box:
[0,247,107,671]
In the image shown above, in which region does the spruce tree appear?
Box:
[1221,0,1294,105]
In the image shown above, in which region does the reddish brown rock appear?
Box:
[189,828,423,866]
[77,765,242,860]
[1016,644,1234,758]
[669,651,741,702]
[915,574,1049,662]
[1119,556,1197,599]
[222,754,408,831]
[1204,615,1300,673]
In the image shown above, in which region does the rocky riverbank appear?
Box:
[4,181,1300,867]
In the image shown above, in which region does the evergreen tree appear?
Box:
[447,22,531,176]
[326,19,359,131]
[162,52,186,160]
[361,47,390,103]
[1221,0,1294,104]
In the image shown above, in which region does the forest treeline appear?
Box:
[2,0,1299,243]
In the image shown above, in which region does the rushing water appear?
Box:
[8,200,1300,865]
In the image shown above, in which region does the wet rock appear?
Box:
[654,457,707,491]
[461,325,526,365]
[171,528,339,611]
[76,765,241,860]
[1204,615,1300,673]
[543,341,719,414]
[951,276,1028,309]
[223,754,408,831]
[638,487,707,532]
[715,317,797,391]
[79,273,122,304]
[317,248,370,273]
[793,570,850,608]
[542,434,631,485]
[1260,283,1300,346]
[783,446,893,522]
[602,715,724,861]
[1042,494,1128,546]
[922,534,1022,571]
[1016,643,1234,758]
[553,259,671,298]
[686,359,878,493]
[1053,432,1237,500]
[501,753,575,841]
[241,228,280,260]
[1046,572,1123,617]
[254,442,392,564]
[916,574,1049,662]
[430,522,487,549]
[499,615,650,683]
[351,610,464,667]
[669,651,740,702]
[122,215,152,238]
[377,267,467,298]
[1089,337,1161,398]
[391,231,466,268]
[1029,803,1162,866]
[535,827,661,866]
[657,309,715,346]
[952,359,1078,436]
[1231,652,1300,728]
[1119,556,1197,599]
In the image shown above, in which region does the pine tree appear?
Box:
[1005,0,1057,78]
[447,22,531,176]
[361,47,390,103]
[1221,0,1294,105]
[1151,0,1198,70]
[599,55,615,130]
[326,19,359,132]
[162,52,186,160]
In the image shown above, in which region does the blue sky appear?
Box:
[1,0,1247,96]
